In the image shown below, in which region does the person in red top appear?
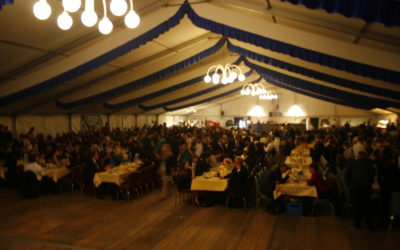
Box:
[307,163,329,198]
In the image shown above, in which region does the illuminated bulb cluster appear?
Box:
[259,91,278,100]
[240,83,278,100]
[204,64,246,85]
[32,0,140,35]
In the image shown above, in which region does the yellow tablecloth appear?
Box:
[191,176,229,191]
[285,156,312,167]
[42,166,70,183]
[93,164,139,187]
[274,182,318,200]
[0,167,7,180]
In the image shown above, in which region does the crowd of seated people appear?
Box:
[0,121,399,228]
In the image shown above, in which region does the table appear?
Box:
[285,156,312,167]
[0,166,7,180]
[274,182,318,200]
[93,163,139,188]
[42,166,70,183]
[191,176,229,191]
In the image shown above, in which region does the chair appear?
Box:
[22,171,39,199]
[389,192,400,231]
[60,164,83,193]
[226,192,247,209]
[254,175,269,209]
[117,171,142,201]
[140,167,153,192]
[311,198,335,217]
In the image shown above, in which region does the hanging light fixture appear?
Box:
[32,0,140,34]
[259,90,278,100]
[204,64,245,85]
[240,82,278,100]
[33,0,52,20]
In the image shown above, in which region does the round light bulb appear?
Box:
[221,77,228,85]
[98,17,113,35]
[230,71,237,81]
[62,0,81,13]
[33,0,52,20]
[238,74,245,81]
[212,73,220,84]
[245,89,250,95]
[110,0,128,16]
[204,75,211,83]
[251,90,256,96]
[241,90,245,95]
[57,11,73,30]
[124,10,140,29]
[81,10,98,27]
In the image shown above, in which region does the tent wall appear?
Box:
[188,90,382,127]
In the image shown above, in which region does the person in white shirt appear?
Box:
[24,154,43,181]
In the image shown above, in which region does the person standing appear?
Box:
[155,144,175,199]
[345,151,375,229]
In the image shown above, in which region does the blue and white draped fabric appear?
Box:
[227,40,400,100]
[243,57,400,110]
[163,87,242,112]
[104,57,243,110]
[56,38,226,109]
[281,0,400,27]
[0,0,13,10]
[1,0,399,109]
[138,69,252,111]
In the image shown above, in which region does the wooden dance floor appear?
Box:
[0,188,398,250]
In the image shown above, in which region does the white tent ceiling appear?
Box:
[0,0,399,116]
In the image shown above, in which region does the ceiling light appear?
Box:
[62,0,81,13]
[110,0,128,16]
[57,11,73,30]
[33,0,52,20]
[32,0,140,35]
[81,0,98,27]
[204,64,245,85]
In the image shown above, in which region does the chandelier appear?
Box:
[33,0,140,35]
[204,64,246,85]
[240,82,278,100]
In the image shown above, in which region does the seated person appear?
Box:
[224,157,249,197]
[264,164,290,199]
[306,163,329,198]
[24,154,44,181]
[23,154,43,198]
[193,154,210,178]
[265,164,290,214]
[83,151,103,187]
[209,149,222,168]
[49,148,62,166]
[69,144,82,167]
